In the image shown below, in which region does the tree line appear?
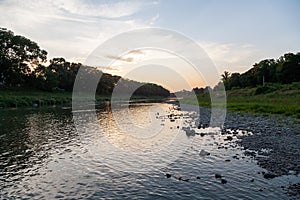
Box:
[0,27,170,97]
[219,52,300,90]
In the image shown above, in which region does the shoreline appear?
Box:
[0,89,169,109]
[179,104,300,197]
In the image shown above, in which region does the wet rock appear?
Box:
[244,150,256,157]
[288,170,297,175]
[180,104,300,178]
[215,173,222,179]
[221,179,227,184]
[288,183,300,196]
[199,150,210,156]
[224,136,233,141]
[165,173,171,178]
[200,133,206,137]
[263,173,277,179]
[185,129,196,137]
[178,177,189,182]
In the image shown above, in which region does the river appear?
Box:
[0,103,299,199]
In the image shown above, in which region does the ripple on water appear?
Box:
[0,105,298,199]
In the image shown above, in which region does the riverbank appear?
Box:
[181,82,300,119]
[0,88,72,108]
[179,104,300,197]
[0,87,168,108]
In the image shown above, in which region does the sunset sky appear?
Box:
[0,0,299,91]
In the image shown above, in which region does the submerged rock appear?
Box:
[263,173,277,179]
[221,179,227,184]
[165,173,171,178]
[224,136,233,141]
[215,173,222,179]
[200,133,206,137]
[178,177,189,182]
[199,150,210,156]
[287,183,300,196]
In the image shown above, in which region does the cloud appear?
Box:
[150,13,159,25]
[96,65,120,71]
[105,55,135,63]
[51,0,145,19]
[199,41,260,73]
[0,0,159,63]
[128,49,145,55]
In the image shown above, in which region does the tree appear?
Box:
[228,73,241,89]
[277,53,300,83]
[221,71,230,82]
[0,27,47,86]
[221,71,231,90]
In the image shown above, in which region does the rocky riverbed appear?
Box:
[179,104,300,197]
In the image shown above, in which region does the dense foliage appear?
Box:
[219,52,300,90]
[0,28,47,86]
[0,27,170,97]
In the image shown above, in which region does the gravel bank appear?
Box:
[180,104,300,196]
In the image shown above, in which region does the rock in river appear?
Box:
[221,179,227,184]
[263,173,277,179]
[199,150,210,156]
[165,173,171,178]
[215,173,222,179]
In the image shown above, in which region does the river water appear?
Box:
[0,103,299,199]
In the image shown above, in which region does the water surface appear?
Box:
[0,103,298,199]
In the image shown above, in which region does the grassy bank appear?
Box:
[0,87,168,108]
[181,82,300,119]
[0,87,72,108]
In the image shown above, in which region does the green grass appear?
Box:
[181,83,300,119]
[0,87,73,108]
[0,87,168,108]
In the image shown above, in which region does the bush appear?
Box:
[255,83,281,94]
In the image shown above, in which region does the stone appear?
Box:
[263,173,277,179]
[199,150,210,156]
[215,173,222,179]
[221,179,227,184]
[224,136,233,141]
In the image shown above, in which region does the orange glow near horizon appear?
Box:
[98,49,209,91]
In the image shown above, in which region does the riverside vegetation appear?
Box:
[182,82,300,119]
[0,26,299,118]
[0,27,169,108]
[181,51,300,118]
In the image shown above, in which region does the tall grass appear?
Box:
[181,82,300,118]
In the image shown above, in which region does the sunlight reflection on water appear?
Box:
[0,104,298,199]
